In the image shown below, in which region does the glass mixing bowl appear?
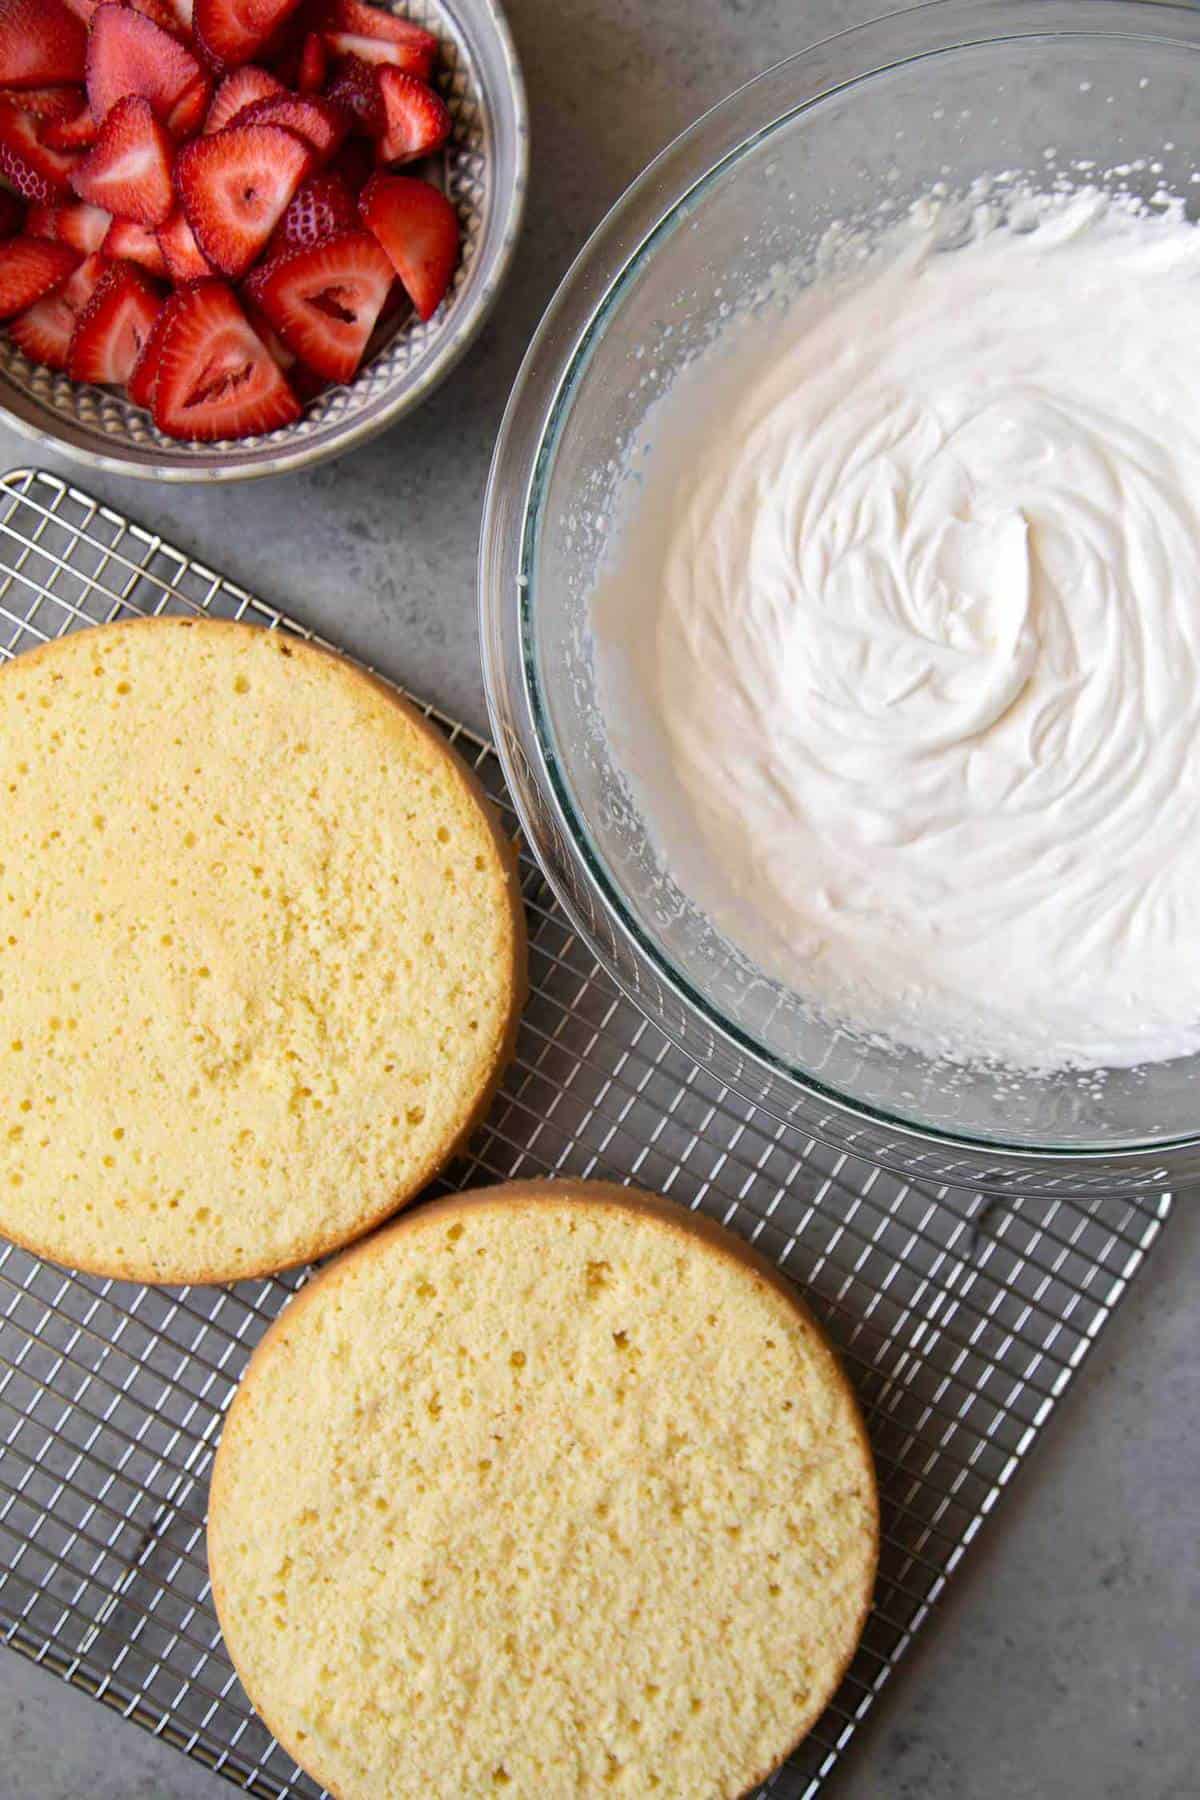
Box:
[480,0,1200,1197]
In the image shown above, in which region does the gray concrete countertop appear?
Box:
[0,2,1197,1795]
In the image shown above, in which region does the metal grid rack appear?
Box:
[0,468,1170,1799]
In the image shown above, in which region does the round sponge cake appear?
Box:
[0,617,526,1283]
[208,1180,878,1799]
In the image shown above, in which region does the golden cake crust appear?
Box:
[208,1180,878,1799]
[0,617,526,1283]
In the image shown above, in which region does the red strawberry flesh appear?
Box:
[6,242,103,364]
[358,170,455,320]
[375,68,448,166]
[0,229,78,315]
[41,95,97,147]
[156,203,211,279]
[245,224,389,380]
[229,90,346,161]
[0,104,79,200]
[175,119,311,276]
[323,53,380,137]
[0,83,84,121]
[203,60,280,131]
[193,0,303,72]
[102,211,168,274]
[68,257,160,381]
[151,276,299,438]
[70,93,174,225]
[86,4,201,124]
[0,0,87,89]
[27,197,109,250]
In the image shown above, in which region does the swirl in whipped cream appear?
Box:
[590,192,1200,1070]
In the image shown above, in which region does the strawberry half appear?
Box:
[41,95,97,147]
[103,212,168,274]
[8,249,106,363]
[375,69,448,166]
[0,188,23,236]
[295,29,323,93]
[0,229,78,315]
[266,167,354,254]
[27,197,109,249]
[68,257,160,381]
[0,0,87,89]
[156,203,211,279]
[358,171,455,320]
[0,105,80,200]
[127,276,178,401]
[175,119,311,276]
[165,71,210,135]
[85,4,202,124]
[229,91,346,162]
[0,83,84,121]
[194,0,303,72]
[203,60,280,131]
[244,225,389,380]
[324,52,380,138]
[322,29,429,74]
[150,277,299,438]
[322,0,435,77]
[70,94,173,225]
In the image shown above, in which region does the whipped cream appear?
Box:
[590,191,1200,1071]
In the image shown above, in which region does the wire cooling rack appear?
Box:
[0,467,1171,1799]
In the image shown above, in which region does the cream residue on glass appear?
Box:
[589,189,1200,1072]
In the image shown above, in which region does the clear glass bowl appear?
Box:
[480,0,1200,1197]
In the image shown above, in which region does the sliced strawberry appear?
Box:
[0,83,83,121]
[160,0,193,32]
[27,197,109,249]
[103,211,167,274]
[203,61,279,131]
[322,30,423,73]
[67,257,159,380]
[60,0,101,23]
[127,275,178,400]
[323,52,380,137]
[166,72,210,136]
[194,0,303,72]
[175,119,310,276]
[375,69,447,166]
[295,28,323,93]
[244,224,387,380]
[0,229,77,313]
[129,0,189,36]
[156,203,211,278]
[41,95,96,147]
[266,167,353,254]
[0,187,23,235]
[151,277,299,438]
[0,105,79,199]
[6,241,103,360]
[70,94,173,225]
[229,91,346,162]
[0,0,87,89]
[323,0,434,75]
[85,4,202,124]
[358,170,454,320]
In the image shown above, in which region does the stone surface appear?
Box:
[1,0,1198,1796]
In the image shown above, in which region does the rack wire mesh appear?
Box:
[0,468,1171,1799]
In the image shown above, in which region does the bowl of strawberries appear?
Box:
[0,0,526,477]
